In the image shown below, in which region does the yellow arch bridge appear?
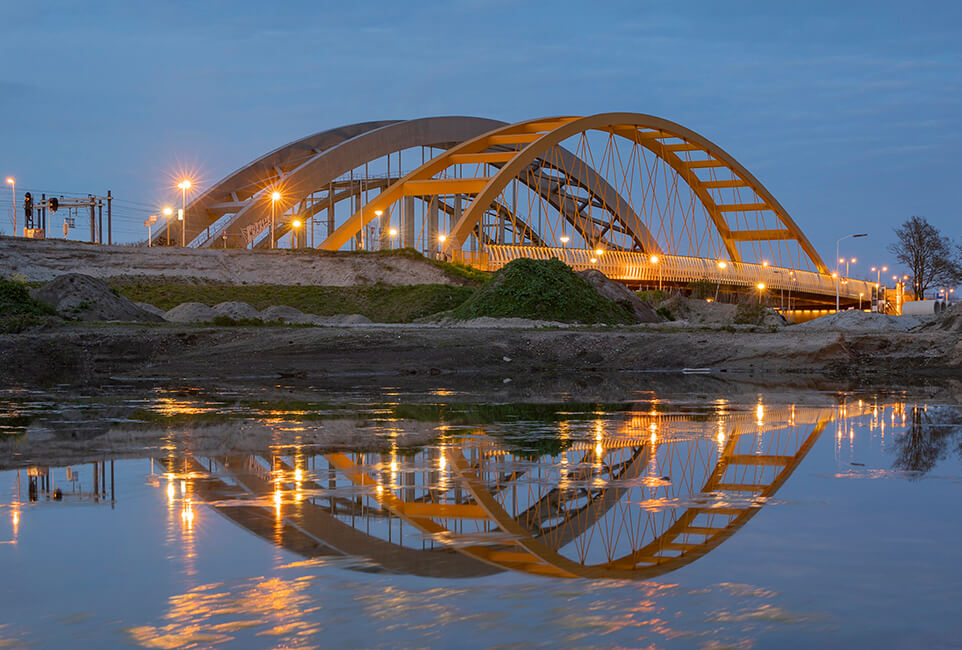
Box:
[156,114,876,308]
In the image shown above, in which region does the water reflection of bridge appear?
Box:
[157,404,865,580]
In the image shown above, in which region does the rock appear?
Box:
[212,301,261,320]
[576,269,662,323]
[30,273,164,322]
[164,302,217,323]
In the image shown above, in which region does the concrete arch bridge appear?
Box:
[156,114,875,308]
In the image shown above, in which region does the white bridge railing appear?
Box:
[465,245,875,302]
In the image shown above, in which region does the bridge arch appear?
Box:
[338,113,827,273]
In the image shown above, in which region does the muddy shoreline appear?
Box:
[1,321,958,390]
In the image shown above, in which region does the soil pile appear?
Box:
[577,269,661,323]
[31,274,163,322]
[916,302,962,332]
[212,301,261,320]
[165,302,217,323]
[797,310,925,332]
[657,294,736,324]
[260,305,316,324]
[0,236,476,286]
[449,258,636,324]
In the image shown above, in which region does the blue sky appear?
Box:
[1,0,959,279]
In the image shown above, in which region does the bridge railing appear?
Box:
[462,245,875,302]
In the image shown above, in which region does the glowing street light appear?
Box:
[559,235,569,245]
[715,260,727,301]
[650,254,661,291]
[162,207,174,245]
[269,190,281,249]
[177,179,192,247]
[835,232,867,311]
[290,218,302,248]
[5,177,14,236]
[438,234,447,244]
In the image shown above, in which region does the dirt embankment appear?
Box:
[0,321,957,390]
[0,236,467,286]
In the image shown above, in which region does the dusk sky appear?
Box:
[2,1,960,280]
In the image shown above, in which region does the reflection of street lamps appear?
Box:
[5,177,14,236]
[178,180,191,246]
[162,207,173,245]
[270,190,281,249]
[650,254,661,291]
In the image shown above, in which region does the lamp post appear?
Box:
[177,209,185,246]
[715,260,727,302]
[389,227,398,249]
[835,233,867,312]
[859,292,864,310]
[162,207,173,246]
[756,282,766,305]
[291,219,302,249]
[178,180,191,246]
[5,177,14,236]
[270,190,281,249]
[650,254,661,291]
[832,272,839,310]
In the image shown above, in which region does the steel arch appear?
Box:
[341,113,826,272]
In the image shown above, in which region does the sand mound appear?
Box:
[260,305,315,324]
[212,301,261,320]
[577,269,661,323]
[915,302,962,332]
[31,273,163,322]
[134,302,167,319]
[164,302,217,323]
[659,294,736,324]
[796,310,925,332]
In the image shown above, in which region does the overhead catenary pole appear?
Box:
[107,190,112,245]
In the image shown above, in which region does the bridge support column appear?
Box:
[402,196,414,248]
[427,196,438,256]
[379,210,391,250]
[327,183,335,238]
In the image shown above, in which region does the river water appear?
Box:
[1,385,960,648]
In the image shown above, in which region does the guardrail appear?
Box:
[457,245,876,302]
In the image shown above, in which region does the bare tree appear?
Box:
[887,216,960,300]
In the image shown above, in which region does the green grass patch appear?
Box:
[0,276,57,332]
[449,258,635,324]
[111,281,477,323]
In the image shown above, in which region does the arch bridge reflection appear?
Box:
[157,405,844,580]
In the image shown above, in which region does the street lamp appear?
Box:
[650,254,661,291]
[162,207,173,245]
[835,232,867,311]
[389,227,398,249]
[832,272,839,311]
[756,282,766,305]
[291,219,302,248]
[270,190,281,249]
[859,292,865,310]
[5,177,14,236]
[177,209,185,246]
[715,260,727,301]
[178,180,191,247]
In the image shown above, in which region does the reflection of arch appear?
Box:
[158,406,834,580]
[340,114,826,271]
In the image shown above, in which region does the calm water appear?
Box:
[1,387,960,648]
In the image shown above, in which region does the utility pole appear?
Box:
[107,190,112,245]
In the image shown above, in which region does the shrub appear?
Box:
[687,279,715,300]
[733,301,766,325]
[449,258,634,324]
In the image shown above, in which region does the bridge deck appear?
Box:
[454,245,876,307]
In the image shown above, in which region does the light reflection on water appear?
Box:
[0,392,961,647]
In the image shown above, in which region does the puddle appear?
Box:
[1,388,960,647]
